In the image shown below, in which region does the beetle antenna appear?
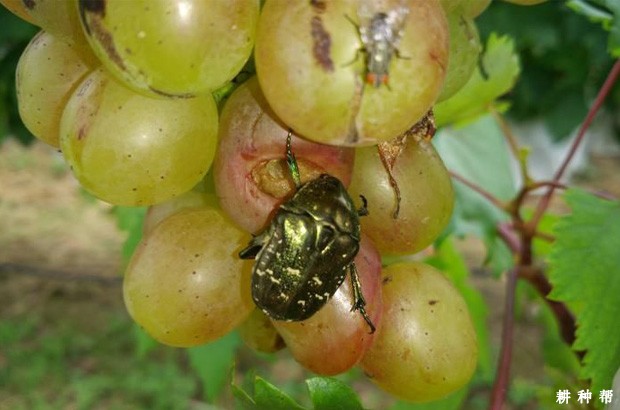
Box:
[286,130,302,188]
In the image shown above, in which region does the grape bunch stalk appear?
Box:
[2,0,525,404]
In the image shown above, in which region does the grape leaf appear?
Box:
[389,388,467,410]
[187,331,241,402]
[567,0,620,57]
[113,206,146,265]
[254,376,307,410]
[548,189,620,394]
[434,115,516,276]
[434,33,520,127]
[305,377,363,410]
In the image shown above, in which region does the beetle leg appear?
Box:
[286,130,302,189]
[349,263,376,334]
[357,195,369,217]
[393,47,411,60]
[239,232,269,259]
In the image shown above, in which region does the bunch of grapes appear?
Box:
[2,0,534,403]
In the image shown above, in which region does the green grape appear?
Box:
[361,262,478,402]
[254,0,449,146]
[462,0,492,18]
[273,236,382,375]
[16,31,98,147]
[238,308,285,354]
[22,0,90,47]
[437,0,466,14]
[78,0,259,97]
[436,14,481,102]
[123,207,255,347]
[143,189,217,235]
[348,135,454,256]
[0,0,35,23]
[60,68,218,206]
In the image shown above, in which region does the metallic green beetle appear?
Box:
[239,131,375,333]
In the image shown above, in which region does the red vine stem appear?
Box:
[489,267,518,410]
[529,59,620,228]
[449,171,508,211]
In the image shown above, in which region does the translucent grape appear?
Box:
[123,207,255,347]
[60,69,218,206]
[0,0,35,23]
[255,0,449,146]
[348,135,454,256]
[78,0,259,97]
[238,309,285,354]
[22,0,89,47]
[361,262,478,402]
[462,0,492,18]
[16,31,98,147]
[437,14,481,102]
[143,190,217,235]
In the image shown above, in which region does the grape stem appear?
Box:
[488,267,517,410]
[450,59,620,410]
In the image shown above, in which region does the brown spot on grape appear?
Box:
[77,126,87,141]
[382,275,393,285]
[309,0,326,13]
[310,16,334,72]
[23,0,35,9]
[148,86,194,99]
[81,13,126,70]
[80,0,106,16]
[428,300,438,305]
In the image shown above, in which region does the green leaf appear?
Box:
[548,189,620,393]
[568,0,620,57]
[132,323,159,359]
[434,115,516,275]
[113,206,147,265]
[305,377,363,410]
[434,33,520,127]
[188,331,241,402]
[254,376,307,410]
[232,383,256,410]
[388,388,467,410]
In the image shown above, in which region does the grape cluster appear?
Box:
[5,0,497,403]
